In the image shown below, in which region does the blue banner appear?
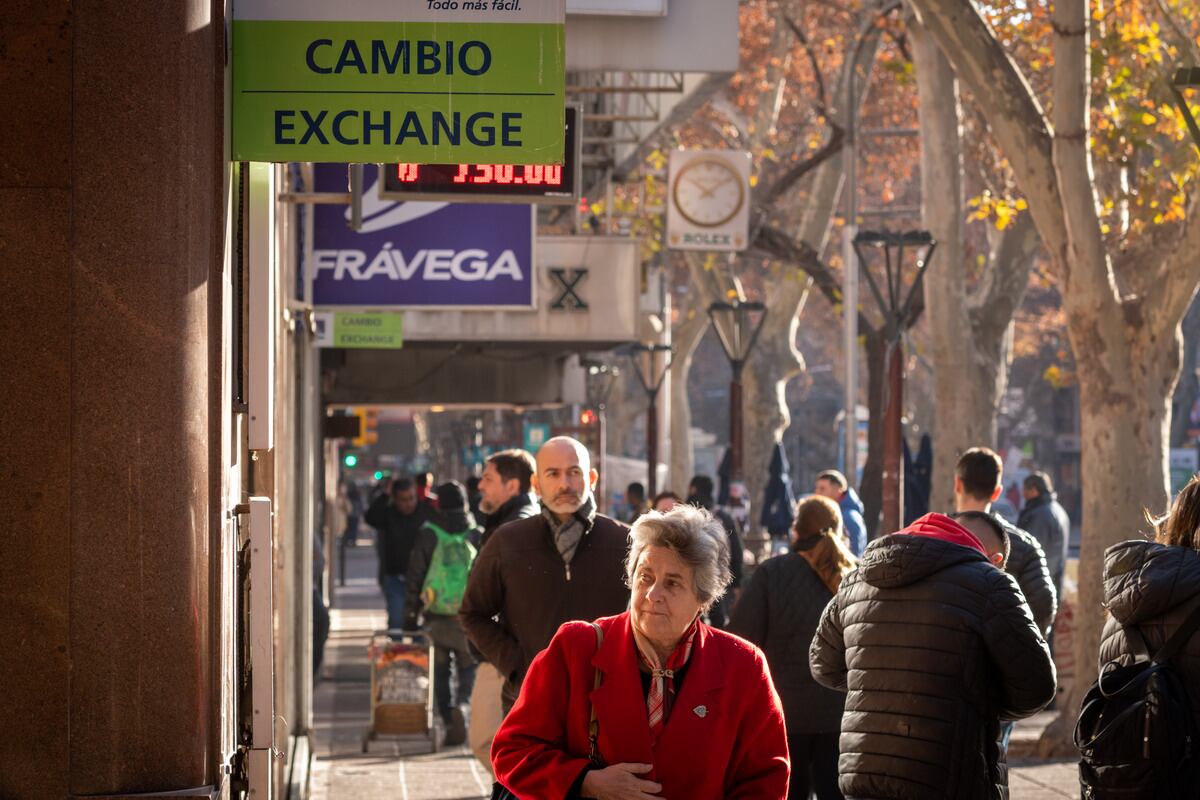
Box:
[310,163,535,308]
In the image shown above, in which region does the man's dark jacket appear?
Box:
[364,494,433,576]
[1099,539,1200,732]
[479,491,539,548]
[996,515,1058,636]
[728,552,845,735]
[459,510,630,702]
[687,495,743,628]
[810,517,1056,800]
[1017,493,1070,592]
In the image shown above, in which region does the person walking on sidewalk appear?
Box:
[729,495,855,800]
[1098,475,1200,732]
[491,504,790,799]
[685,475,744,628]
[477,449,539,548]
[460,436,631,713]
[1018,470,1071,605]
[405,481,480,747]
[953,447,1058,636]
[814,470,868,557]
[364,476,433,632]
[467,448,539,771]
[810,513,1056,799]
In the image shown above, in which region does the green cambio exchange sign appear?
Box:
[232,9,564,163]
[332,313,403,349]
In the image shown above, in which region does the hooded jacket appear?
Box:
[1098,540,1200,731]
[995,515,1058,636]
[809,513,1056,799]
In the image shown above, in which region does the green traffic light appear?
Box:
[343,453,358,468]
[373,471,383,480]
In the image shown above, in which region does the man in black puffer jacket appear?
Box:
[810,513,1056,799]
[952,447,1057,636]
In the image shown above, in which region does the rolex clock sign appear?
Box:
[667,150,752,252]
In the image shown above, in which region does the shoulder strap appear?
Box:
[1153,597,1200,665]
[587,622,605,768]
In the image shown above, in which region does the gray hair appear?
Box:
[626,504,732,612]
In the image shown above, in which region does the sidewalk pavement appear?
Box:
[310,540,1079,799]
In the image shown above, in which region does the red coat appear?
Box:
[492,611,790,799]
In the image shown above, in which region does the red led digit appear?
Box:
[546,165,562,185]
[527,165,543,185]
[496,164,513,184]
[452,164,469,184]
[474,164,494,184]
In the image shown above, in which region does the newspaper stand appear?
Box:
[362,629,439,753]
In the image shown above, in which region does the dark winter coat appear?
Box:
[727,552,846,735]
[458,511,631,704]
[364,494,434,576]
[1098,539,1200,733]
[1017,493,1070,593]
[996,515,1058,636]
[690,500,743,628]
[810,522,1056,799]
[479,491,539,548]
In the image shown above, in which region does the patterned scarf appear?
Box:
[634,617,700,737]
[541,493,596,565]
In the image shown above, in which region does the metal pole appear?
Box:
[881,338,904,534]
[598,406,608,514]
[647,390,659,497]
[843,53,860,485]
[729,365,744,485]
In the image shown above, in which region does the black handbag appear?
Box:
[490,623,607,800]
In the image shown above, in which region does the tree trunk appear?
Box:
[741,297,805,557]
[1039,321,1180,752]
[668,294,710,493]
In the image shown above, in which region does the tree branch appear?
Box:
[968,211,1038,336]
[751,224,879,335]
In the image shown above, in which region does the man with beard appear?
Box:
[476,449,539,548]
[463,448,539,769]
[460,436,631,711]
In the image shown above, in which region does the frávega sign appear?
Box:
[232,0,565,163]
[308,164,534,308]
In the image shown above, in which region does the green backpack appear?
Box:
[420,523,477,616]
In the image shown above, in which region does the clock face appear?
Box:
[672,158,746,228]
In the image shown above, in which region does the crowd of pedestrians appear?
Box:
[345,435,1200,799]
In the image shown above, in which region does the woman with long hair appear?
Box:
[1097,474,1200,731]
[729,495,857,800]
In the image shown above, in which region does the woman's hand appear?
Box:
[580,763,663,799]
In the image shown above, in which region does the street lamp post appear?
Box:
[584,360,620,514]
[630,344,672,498]
[851,230,937,535]
[706,301,768,488]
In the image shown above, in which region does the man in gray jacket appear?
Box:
[1018,471,1071,604]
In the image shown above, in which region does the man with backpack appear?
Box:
[405,481,479,747]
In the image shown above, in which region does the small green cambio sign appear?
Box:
[232,1,565,164]
[315,312,404,349]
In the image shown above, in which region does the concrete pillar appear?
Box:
[0,0,224,796]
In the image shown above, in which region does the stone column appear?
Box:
[0,0,224,796]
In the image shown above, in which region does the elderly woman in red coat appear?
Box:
[491,504,790,799]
